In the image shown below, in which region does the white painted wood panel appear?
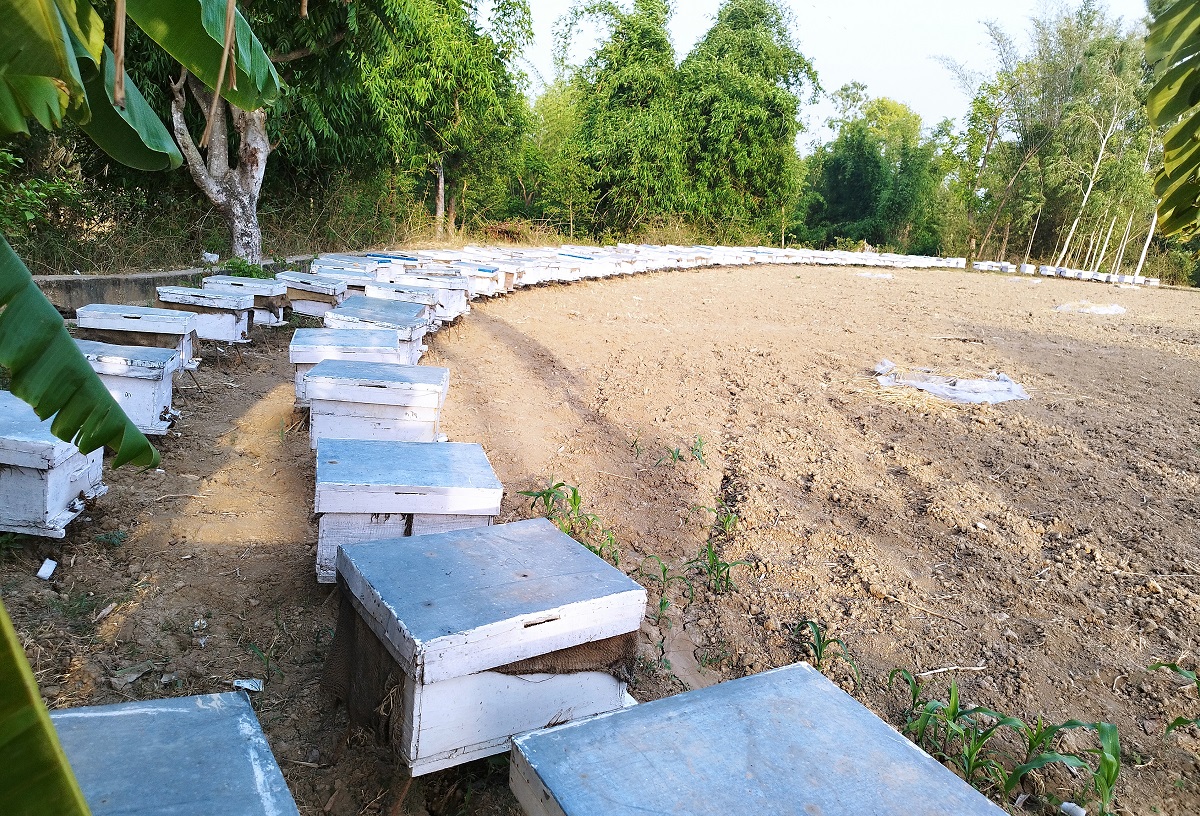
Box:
[315,512,409,582]
[76,341,179,435]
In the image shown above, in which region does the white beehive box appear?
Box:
[314,438,502,582]
[156,286,254,343]
[203,275,289,326]
[368,276,469,322]
[310,264,376,294]
[306,360,450,449]
[323,297,433,365]
[289,328,409,407]
[0,390,107,538]
[75,304,199,367]
[510,662,1005,816]
[276,271,347,317]
[335,519,646,775]
[76,339,181,435]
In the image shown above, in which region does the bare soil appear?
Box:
[6,264,1200,815]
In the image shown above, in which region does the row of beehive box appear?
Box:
[285,320,652,778]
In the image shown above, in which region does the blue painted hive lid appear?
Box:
[305,359,449,392]
[513,662,1006,816]
[337,518,646,682]
[289,328,403,363]
[76,339,181,378]
[0,390,81,467]
[51,692,300,816]
[316,438,500,491]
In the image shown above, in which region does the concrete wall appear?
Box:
[34,257,313,315]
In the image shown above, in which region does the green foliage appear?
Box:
[518,480,620,565]
[794,620,859,686]
[1149,662,1200,734]
[0,599,90,815]
[221,257,271,279]
[889,669,1122,812]
[94,530,127,548]
[1148,0,1200,238]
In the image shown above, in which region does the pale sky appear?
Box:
[518,0,1150,145]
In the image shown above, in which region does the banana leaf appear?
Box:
[0,236,159,468]
[0,598,90,816]
[0,0,86,133]
[1148,0,1200,238]
[126,0,282,111]
[69,36,183,171]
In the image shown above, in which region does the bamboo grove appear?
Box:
[2,0,1196,285]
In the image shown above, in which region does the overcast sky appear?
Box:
[518,0,1151,146]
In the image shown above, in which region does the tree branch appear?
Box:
[271,31,347,64]
[169,70,227,208]
[185,76,230,181]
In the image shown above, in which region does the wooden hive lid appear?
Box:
[51,693,300,816]
[202,275,287,296]
[156,286,254,310]
[362,282,439,305]
[0,390,81,468]
[512,663,1006,816]
[337,518,646,683]
[289,328,404,364]
[316,438,500,494]
[324,296,432,338]
[305,360,449,404]
[76,303,198,334]
[76,339,182,378]
[275,271,347,296]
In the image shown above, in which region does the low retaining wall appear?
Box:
[34,256,313,315]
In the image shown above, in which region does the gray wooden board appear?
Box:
[75,339,180,378]
[0,390,80,467]
[316,438,501,492]
[511,662,1005,816]
[306,359,449,392]
[51,692,300,816]
[289,328,403,364]
[336,518,646,682]
[326,296,430,335]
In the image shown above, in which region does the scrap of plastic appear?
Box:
[1055,301,1126,315]
[875,360,1030,404]
[233,679,264,692]
[36,559,57,580]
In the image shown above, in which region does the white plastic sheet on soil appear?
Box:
[1054,301,1126,315]
[875,360,1031,405]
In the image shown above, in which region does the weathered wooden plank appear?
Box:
[51,693,300,816]
[336,518,645,683]
[511,662,1006,816]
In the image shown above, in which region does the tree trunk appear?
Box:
[1055,103,1120,267]
[435,160,446,239]
[1092,214,1118,274]
[446,192,458,238]
[1133,208,1159,279]
[169,71,269,263]
[998,221,1011,263]
[1022,206,1042,268]
[1109,211,1135,276]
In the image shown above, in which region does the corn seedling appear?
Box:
[690,435,707,466]
[888,669,1122,812]
[794,620,860,687]
[1149,662,1200,734]
[655,446,684,466]
[519,480,620,566]
[248,642,285,684]
[638,555,695,623]
[629,434,643,459]
[686,540,746,593]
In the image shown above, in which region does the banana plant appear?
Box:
[1147,0,1200,237]
[1,1,279,812]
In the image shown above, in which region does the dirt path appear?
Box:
[5,264,1200,815]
